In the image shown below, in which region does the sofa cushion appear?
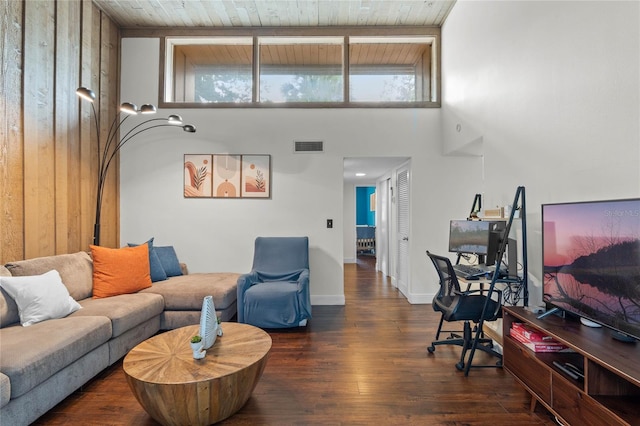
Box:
[0,316,112,399]
[0,266,10,277]
[127,238,167,283]
[72,293,164,338]
[4,251,93,300]
[141,272,239,311]
[0,372,10,409]
[0,270,81,326]
[0,266,19,328]
[90,245,152,298]
[155,246,183,277]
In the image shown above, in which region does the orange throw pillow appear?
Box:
[90,244,152,298]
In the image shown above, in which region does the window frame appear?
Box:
[148,26,441,108]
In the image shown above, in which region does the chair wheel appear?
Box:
[427,346,435,354]
[455,362,465,371]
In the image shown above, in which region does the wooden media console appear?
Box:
[502,306,640,426]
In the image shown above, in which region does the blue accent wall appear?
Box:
[356,187,376,226]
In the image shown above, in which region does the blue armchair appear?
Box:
[237,237,312,328]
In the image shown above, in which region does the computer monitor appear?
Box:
[449,220,506,265]
[448,220,491,256]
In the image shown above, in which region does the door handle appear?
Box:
[402,237,409,241]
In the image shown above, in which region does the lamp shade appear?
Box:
[76,87,96,102]
[168,114,183,125]
[140,104,157,114]
[120,102,138,115]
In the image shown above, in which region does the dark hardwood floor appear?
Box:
[35,256,557,425]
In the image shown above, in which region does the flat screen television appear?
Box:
[542,198,640,341]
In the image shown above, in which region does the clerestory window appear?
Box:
[162,29,439,108]
[167,37,253,103]
[259,37,344,103]
[349,37,434,103]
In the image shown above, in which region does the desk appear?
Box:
[123,323,271,426]
[458,273,526,305]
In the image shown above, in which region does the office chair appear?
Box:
[426,251,502,371]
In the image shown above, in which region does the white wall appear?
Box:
[119,38,481,306]
[442,1,640,306]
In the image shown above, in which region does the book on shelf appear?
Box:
[511,322,556,342]
[510,328,573,352]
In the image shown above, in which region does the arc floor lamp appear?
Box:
[76,87,196,246]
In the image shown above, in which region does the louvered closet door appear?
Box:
[377,178,390,277]
[396,165,410,293]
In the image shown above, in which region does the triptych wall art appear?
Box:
[184,154,271,198]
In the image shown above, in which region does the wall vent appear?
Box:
[294,140,324,153]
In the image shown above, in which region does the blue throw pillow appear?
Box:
[127,238,167,283]
[155,246,183,277]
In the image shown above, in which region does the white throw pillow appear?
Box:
[0,270,81,326]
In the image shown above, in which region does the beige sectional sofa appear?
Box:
[0,251,239,426]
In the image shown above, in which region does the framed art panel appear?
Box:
[241,155,271,198]
[212,154,241,198]
[184,154,212,198]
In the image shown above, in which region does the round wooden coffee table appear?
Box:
[123,323,271,426]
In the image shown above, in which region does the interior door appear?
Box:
[396,164,410,294]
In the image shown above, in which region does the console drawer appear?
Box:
[552,374,624,426]
[504,337,551,405]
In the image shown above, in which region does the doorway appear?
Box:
[355,186,376,259]
[343,157,410,295]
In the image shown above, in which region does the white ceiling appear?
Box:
[93,0,456,28]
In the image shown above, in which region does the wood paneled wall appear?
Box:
[0,0,120,264]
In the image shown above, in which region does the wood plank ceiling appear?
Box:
[175,42,428,66]
[92,0,456,28]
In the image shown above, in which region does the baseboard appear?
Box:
[407,292,435,304]
[397,281,408,298]
[311,294,346,305]
[343,257,356,264]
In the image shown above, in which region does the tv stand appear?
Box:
[536,306,562,320]
[610,331,637,343]
[579,317,602,328]
[503,306,640,425]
